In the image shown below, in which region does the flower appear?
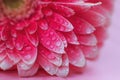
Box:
[0,0,113,77]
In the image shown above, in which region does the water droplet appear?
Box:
[56,41,61,46]
[46,41,50,45]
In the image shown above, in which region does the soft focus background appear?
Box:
[0,0,120,80]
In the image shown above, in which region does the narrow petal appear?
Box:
[0,51,6,61]
[80,45,98,59]
[17,62,39,77]
[0,57,14,70]
[64,31,79,45]
[26,32,39,47]
[49,4,75,17]
[14,34,24,50]
[56,54,69,77]
[7,49,20,64]
[38,20,65,54]
[18,37,37,65]
[80,10,106,27]
[57,32,67,47]
[69,16,95,34]
[77,34,97,46]
[39,46,62,66]
[26,21,38,34]
[66,45,86,67]
[48,13,73,32]
[39,54,58,75]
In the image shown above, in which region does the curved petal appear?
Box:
[77,34,97,46]
[7,49,20,64]
[80,10,106,27]
[26,21,38,34]
[26,32,39,47]
[69,16,95,34]
[57,32,67,47]
[49,4,75,17]
[39,54,58,75]
[64,31,79,45]
[66,45,86,67]
[17,62,39,77]
[0,57,14,70]
[56,54,69,77]
[80,45,98,59]
[17,37,37,65]
[38,20,65,54]
[48,13,73,32]
[39,46,62,66]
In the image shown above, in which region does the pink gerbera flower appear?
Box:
[0,0,113,77]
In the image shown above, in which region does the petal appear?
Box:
[64,31,79,45]
[80,45,98,59]
[94,27,107,43]
[69,16,95,34]
[57,32,67,47]
[17,62,39,77]
[56,54,69,77]
[26,21,38,34]
[48,13,73,32]
[7,49,20,64]
[14,34,24,50]
[39,46,62,66]
[49,4,75,17]
[66,45,86,67]
[39,54,58,75]
[0,57,14,70]
[80,10,106,27]
[38,20,65,54]
[26,32,39,47]
[18,38,37,65]
[77,34,97,46]
[0,51,6,61]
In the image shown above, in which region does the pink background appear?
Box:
[0,0,120,80]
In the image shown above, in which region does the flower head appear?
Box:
[0,0,113,77]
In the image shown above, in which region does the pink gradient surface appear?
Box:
[0,0,120,80]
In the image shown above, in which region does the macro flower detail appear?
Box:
[0,0,113,77]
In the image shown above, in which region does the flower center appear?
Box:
[0,0,35,20]
[3,0,24,9]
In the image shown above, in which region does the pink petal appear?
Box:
[66,45,86,67]
[0,42,6,53]
[94,27,107,43]
[0,51,6,61]
[80,45,98,59]
[49,4,75,17]
[18,38,37,65]
[80,10,106,27]
[17,62,39,77]
[48,13,73,32]
[39,46,62,66]
[56,54,69,77]
[0,57,14,70]
[77,34,97,46]
[38,20,65,54]
[1,26,9,41]
[64,31,79,45]
[39,54,58,75]
[69,16,95,34]
[6,38,14,49]
[57,32,67,47]
[7,49,20,64]
[14,34,24,50]
[26,32,39,47]
[26,21,38,34]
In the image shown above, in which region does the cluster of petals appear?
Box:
[0,0,113,77]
